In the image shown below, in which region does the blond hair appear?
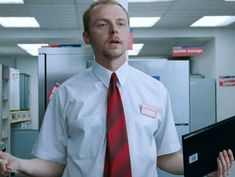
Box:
[83,0,129,33]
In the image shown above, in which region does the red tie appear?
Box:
[104,73,132,177]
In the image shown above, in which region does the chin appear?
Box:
[104,50,124,59]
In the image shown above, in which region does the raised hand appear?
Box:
[208,149,234,177]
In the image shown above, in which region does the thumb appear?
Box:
[0,155,9,172]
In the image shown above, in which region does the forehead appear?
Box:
[90,4,128,22]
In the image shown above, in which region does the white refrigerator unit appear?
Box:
[38,47,94,127]
[9,68,20,111]
[190,76,216,132]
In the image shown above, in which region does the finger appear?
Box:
[225,149,234,176]
[219,151,228,177]
[228,149,234,163]
[0,159,8,171]
[0,159,9,177]
[220,150,233,177]
[0,152,7,162]
[0,151,4,159]
[222,150,231,169]
[216,156,223,176]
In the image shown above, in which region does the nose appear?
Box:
[109,24,118,35]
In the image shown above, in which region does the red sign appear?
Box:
[172,47,204,57]
[47,82,60,101]
[219,76,235,87]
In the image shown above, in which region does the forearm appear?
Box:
[18,158,64,177]
[157,152,184,175]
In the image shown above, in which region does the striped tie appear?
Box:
[104,73,132,177]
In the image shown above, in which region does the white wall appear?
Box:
[215,31,235,121]
[0,57,17,68]
[191,38,216,78]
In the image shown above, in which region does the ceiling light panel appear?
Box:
[17,44,48,56]
[128,43,144,56]
[128,0,173,2]
[0,17,40,28]
[130,17,160,27]
[191,16,235,27]
[0,0,24,4]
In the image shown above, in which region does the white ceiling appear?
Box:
[0,0,235,57]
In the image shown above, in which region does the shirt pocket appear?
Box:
[68,113,105,159]
[130,113,159,157]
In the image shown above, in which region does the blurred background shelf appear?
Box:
[10,118,31,124]
[0,64,10,152]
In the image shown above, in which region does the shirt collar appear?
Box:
[92,60,129,88]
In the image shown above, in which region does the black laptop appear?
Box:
[182,115,235,177]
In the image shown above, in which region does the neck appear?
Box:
[96,56,126,71]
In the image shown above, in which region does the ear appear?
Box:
[128,29,133,50]
[83,32,91,45]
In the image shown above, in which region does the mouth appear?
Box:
[109,39,122,45]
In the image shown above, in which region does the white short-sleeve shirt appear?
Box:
[32,61,180,177]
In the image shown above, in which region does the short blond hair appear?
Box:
[83,0,129,33]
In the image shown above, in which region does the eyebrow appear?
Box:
[94,18,127,23]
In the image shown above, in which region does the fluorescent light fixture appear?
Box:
[191,16,235,27]
[0,0,24,4]
[130,17,160,27]
[0,17,39,27]
[17,44,48,56]
[128,0,173,2]
[224,0,235,1]
[128,43,144,56]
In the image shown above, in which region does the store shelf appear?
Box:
[1,136,8,140]
[10,110,30,114]
[0,64,10,152]
[10,118,31,124]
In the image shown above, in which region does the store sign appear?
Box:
[172,47,204,57]
[219,76,235,87]
[47,82,60,101]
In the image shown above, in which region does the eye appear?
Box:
[118,22,125,26]
[97,22,107,28]
[117,20,127,27]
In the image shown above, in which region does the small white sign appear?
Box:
[189,153,198,164]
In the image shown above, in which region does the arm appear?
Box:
[0,151,65,177]
[157,150,234,177]
[157,151,184,175]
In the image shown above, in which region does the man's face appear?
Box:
[85,4,130,61]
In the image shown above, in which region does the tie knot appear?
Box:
[110,73,118,85]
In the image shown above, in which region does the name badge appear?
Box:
[140,103,157,119]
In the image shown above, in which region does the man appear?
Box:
[0,0,234,177]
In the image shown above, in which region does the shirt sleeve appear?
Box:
[155,91,181,156]
[32,89,68,165]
